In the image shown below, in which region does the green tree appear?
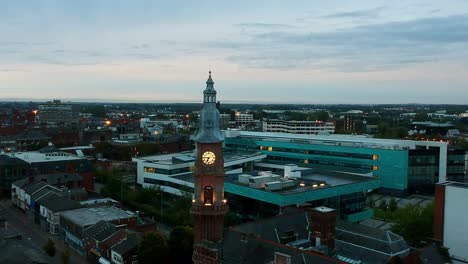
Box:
[388,198,398,212]
[378,199,388,211]
[61,249,70,264]
[312,111,329,122]
[138,231,169,264]
[43,238,56,257]
[414,112,429,122]
[391,203,434,247]
[169,226,194,264]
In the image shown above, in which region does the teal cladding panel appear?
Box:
[226,138,409,190]
[224,179,381,207]
[344,208,374,222]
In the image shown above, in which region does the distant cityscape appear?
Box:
[0,72,467,264]
[2,1,468,263]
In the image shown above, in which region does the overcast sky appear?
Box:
[1,0,468,104]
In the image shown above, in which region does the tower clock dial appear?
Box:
[202,151,216,165]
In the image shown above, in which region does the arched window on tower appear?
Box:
[204,186,213,205]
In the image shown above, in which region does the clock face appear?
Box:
[202,151,216,165]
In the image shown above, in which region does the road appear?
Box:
[0,199,89,264]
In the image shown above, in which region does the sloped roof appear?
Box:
[37,193,82,212]
[336,220,408,255]
[111,236,137,255]
[30,185,62,200]
[23,181,48,195]
[223,230,342,264]
[84,220,117,242]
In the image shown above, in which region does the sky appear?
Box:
[1,0,468,104]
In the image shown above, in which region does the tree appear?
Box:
[43,238,56,257]
[169,226,194,264]
[378,199,388,211]
[388,198,398,212]
[61,249,70,264]
[391,203,434,247]
[138,231,169,264]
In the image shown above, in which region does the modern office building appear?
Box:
[434,182,468,263]
[134,150,379,221]
[224,130,457,194]
[133,151,266,196]
[262,119,335,135]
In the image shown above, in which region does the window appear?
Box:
[204,186,213,204]
[274,252,291,264]
[372,154,379,160]
[144,167,156,173]
[372,165,379,171]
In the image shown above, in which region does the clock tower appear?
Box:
[191,71,228,264]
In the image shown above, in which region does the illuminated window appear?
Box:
[144,167,156,173]
[268,146,273,151]
[372,165,379,171]
[204,186,213,204]
[372,155,379,160]
[304,159,309,164]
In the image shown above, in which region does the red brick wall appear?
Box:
[434,184,446,242]
[100,229,128,259]
[79,172,95,192]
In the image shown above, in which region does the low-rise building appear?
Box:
[223,206,409,263]
[262,119,335,135]
[110,236,138,264]
[5,145,95,191]
[37,193,83,234]
[60,206,136,254]
[84,220,128,260]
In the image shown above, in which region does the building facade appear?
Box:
[262,119,335,135]
[224,131,456,194]
[434,182,468,263]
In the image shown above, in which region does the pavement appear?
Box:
[0,199,89,264]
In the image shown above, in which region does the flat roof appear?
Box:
[133,150,266,167]
[7,151,83,164]
[60,146,95,151]
[60,206,135,227]
[224,130,447,150]
[173,166,380,206]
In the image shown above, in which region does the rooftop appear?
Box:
[6,150,83,163]
[225,130,447,150]
[84,220,117,242]
[175,167,379,206]
[133,150,266,167]
[37,193,82,212]
[111,235,138,255]
[60,206,135,227]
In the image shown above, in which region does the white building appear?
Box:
[132,151,266,196]
[140,118,163,136]
[435,182,468,263]
[262,119,335,135]
[235,112,254,126]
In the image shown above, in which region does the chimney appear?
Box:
[308,206,336,252]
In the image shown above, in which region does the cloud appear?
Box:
[216,14,468,72]
[321,6,385,19]
[235,23,295,29]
